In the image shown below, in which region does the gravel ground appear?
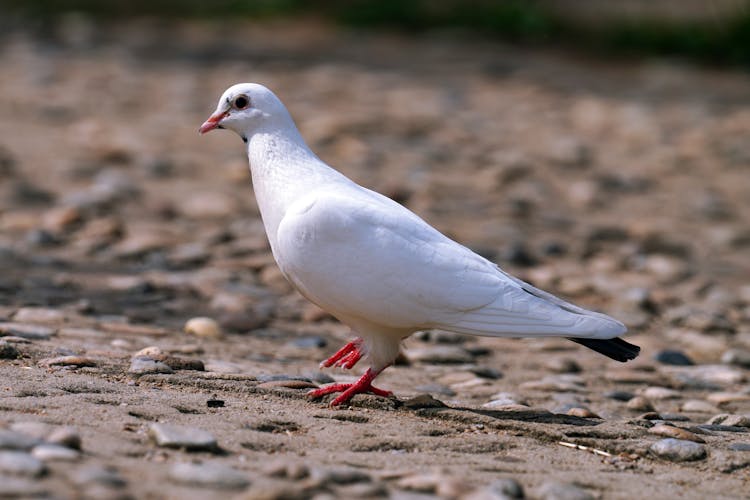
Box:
[1,18,749,499]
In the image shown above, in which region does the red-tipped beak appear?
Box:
[199,110,229,134]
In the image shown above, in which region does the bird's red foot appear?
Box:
[308,368,391,406]
[320,337,364,369]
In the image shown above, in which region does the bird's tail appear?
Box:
[567,337,640,362]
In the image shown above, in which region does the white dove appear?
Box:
[200,83,639,406]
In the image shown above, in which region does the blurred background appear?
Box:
[0,0,749,351]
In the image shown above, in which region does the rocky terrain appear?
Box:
[0,18,749,499]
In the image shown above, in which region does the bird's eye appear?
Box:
[232,95,250,110]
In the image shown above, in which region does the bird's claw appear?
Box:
[320,338,364,370]
[308,368,390,406]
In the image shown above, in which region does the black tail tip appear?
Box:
[567,337,641,362]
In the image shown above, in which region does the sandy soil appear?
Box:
[0,18,749,499]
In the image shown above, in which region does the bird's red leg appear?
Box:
[308,367,392,406]
[320,337,363,369]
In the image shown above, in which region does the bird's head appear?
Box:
[199,83,291,140]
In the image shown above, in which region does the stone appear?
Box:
[626,396,655,412]
[39,356,97,368]
[0,341,19,359]
[184,317,223,339]
[681,400,720,413]
[0,322,55,340]
[707,392,750,406]
[128,356,173,375]
[566,407,600,418]
[650,438,706,462]
[31,444,80,461]
[468,478,524,499]
[402,394,446,409]
[604,390,634,401]
[12,307,65,324]
[654,349,694,366]
[134,346,164,358]
[396,473,440,493]
[72,466,127,487]
[405,346,474,364]
[168,462,250,489]
[642,386,681,400]
[0,430,40,451]
[721,349,750,368]
[483,393,524,408]
[0,452,46,477]
[310,467,370,485]
[648,424,705,443]
[729,443,750,452]
[148,423,217,451]
[671,365,745,387]
[47,426,82,450]
[706,414,750,427]
[262,459,309,480]
[538,481,593,500]
[7,423,51,441]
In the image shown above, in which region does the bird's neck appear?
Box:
[245,126,346,251]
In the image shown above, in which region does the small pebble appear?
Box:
[0,430,40,451]
[466,478,524,499]
[8,423,50,441]
[604,390,634,401]
[128,356,173,375]
[0,322,55,340]
[402,394,446,409]
[706,414,750,428]
[149,423,217,451]
[38,356,96,368]
[72,466,127,487]
[681,400,719,413]
[642,386,681,400]
[184,317,223,339]
[207,399,225,408]
[648,423,705,443]
[0,341,19,359]
[12,307,65,324]
[31,444,80,462]
[706,392,750,406]
[650,438,707,462]
[47,426,82,450]
[262,459,309,480]
[310,467,370,485]
[654,349,694,366]
[721,348,750,368]
[168,462,249,490]
[538,481,593,500]
[566,407,601,418]
[0,451,46,477]
[626,396,655,412]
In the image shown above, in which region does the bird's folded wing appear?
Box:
[276,188,623,338]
